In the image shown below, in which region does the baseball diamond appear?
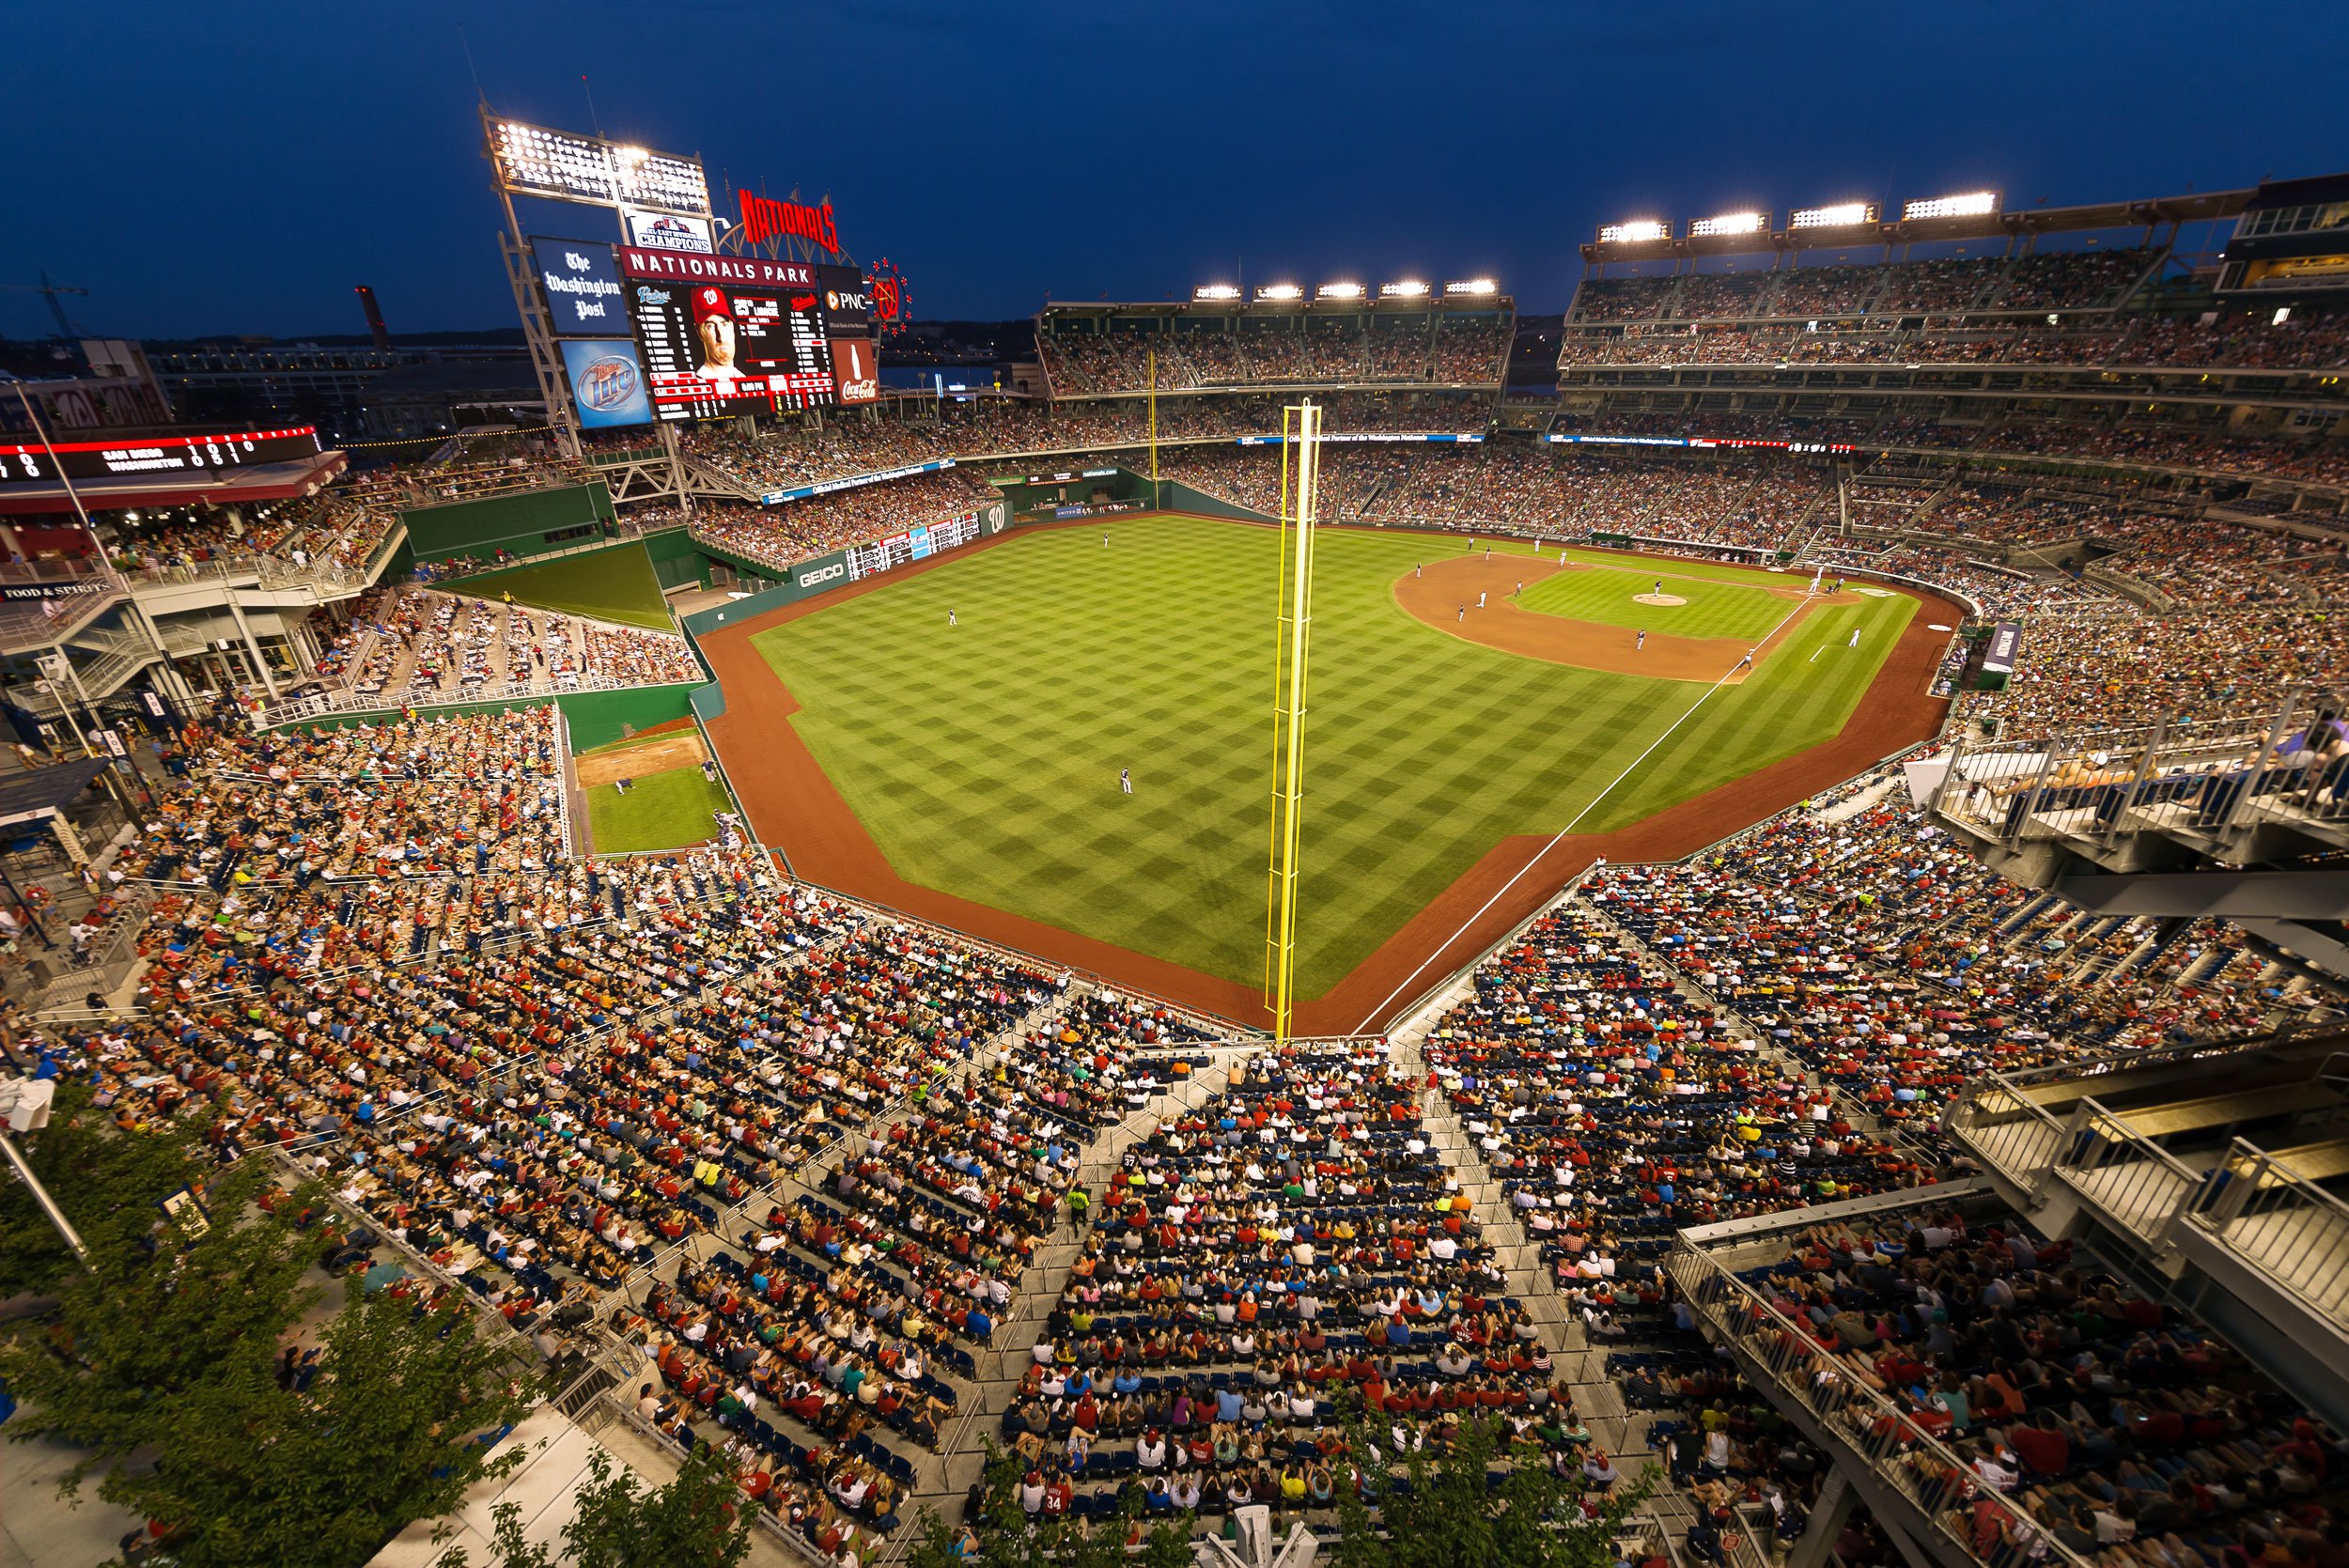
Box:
[699,512,1948,1027]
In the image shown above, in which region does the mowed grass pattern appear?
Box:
[449,544,677,630]
[754,517,1912,996]
[1517,560,1797,641]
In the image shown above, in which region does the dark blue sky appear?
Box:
[4,0,2342,340]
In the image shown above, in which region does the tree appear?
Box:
[901,1445,1193,1568]
[0,1155,319,1472]
[442,1439,754,1568]
[0,1079,212,1299]
[99,1281,537,1568]
[1340,1414,1655,1568]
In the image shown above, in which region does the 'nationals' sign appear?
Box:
[737,191,840,253]
[618,249,818,287]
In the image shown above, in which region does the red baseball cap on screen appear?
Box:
[692,287,731,321]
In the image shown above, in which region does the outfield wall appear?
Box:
[680,501,1010,638]
[437,537,659,604]
[260,683,698,750]
[399,482,619,566]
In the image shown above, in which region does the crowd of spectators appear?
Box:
[1152,442,1834,552]
[308,585,699,703]
[1571,250,2150,328]
[1037,311,1511,395]
[1423,904,1934,1289]
[1685,1206,2349,1568]
[1012,1038,1614,1525]
[103,491,396,578]
[1559,307,2349,375]
[676,472,995,576]
[1581,778,2292,1134]
[1951,603,2349,735]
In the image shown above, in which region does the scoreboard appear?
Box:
[614,249,876,422]
[844,513,983,580]
[0,426,322,483]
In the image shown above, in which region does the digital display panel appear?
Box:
[530,238,629,336]
[618,250,865,419]
[558,339,654,429]
[0,427,321,483]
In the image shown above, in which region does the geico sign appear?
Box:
[739,190,840,254]
[797,562,846,588]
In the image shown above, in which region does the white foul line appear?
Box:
[1347,588,1820,1035]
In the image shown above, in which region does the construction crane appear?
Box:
[0,272,90,338]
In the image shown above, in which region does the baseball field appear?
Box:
[710,513,1945,1017]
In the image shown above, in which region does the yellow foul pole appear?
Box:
[1146,349,1159,499]
[1264,399,1319,1044]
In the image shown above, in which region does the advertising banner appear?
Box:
[789,551,850,592]
[1981,622,2023,677]
[622,208,715,254]
[759,458,955,507]
[831,334,879,405]
[530,238,628,336]
[558,339,654,429]
[1235,432,1486,446]
[817,264,874,336]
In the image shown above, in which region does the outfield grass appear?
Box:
[1517,561,1797,641]
[450,544,676,630]
[587,768,733,853]
[753,516,1912,995]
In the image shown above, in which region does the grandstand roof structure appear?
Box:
[1580,181,2262,267]
[0,445,347,517]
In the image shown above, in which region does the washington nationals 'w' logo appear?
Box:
[866,257,910,338]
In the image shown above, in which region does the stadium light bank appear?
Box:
[1790,200,1879,230]
[1443,278,1499,296]
[1903,190,2001,222]
[1380,280,1431,299]
[1688,210,1766,238]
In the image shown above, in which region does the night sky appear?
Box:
[5,0,2343,341]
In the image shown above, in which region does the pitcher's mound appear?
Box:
[1633,593,1688,607]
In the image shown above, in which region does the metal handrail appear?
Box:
[1668,1239,2098,1568]
[1946,1069,2070,1184]
[2187,1137,2349,1321]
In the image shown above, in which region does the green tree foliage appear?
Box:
[97,1281,535,1568]
[901,1445,1192,1568]
[0,1079,211,1298]
[1346,1414,1656,1568]
[0,1156,318,1470]
[442,1440,753,1568]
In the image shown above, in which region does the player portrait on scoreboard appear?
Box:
[691,286,743,382]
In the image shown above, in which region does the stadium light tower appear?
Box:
[1264,399,1324,1044]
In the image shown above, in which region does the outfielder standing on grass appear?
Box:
[1120,768,1131,795]
[949,610,957,627]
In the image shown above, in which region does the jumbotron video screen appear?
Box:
[616,249,875,420]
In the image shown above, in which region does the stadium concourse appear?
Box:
[5,180,2349,1568]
